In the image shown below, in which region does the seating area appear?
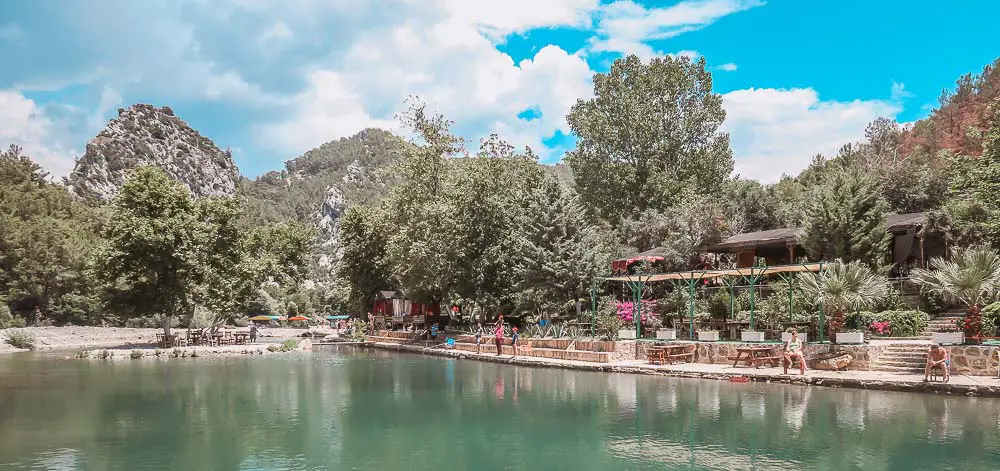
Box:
[155,329,253,348]
[647,344,695,365]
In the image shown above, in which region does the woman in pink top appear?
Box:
[494,314,504,356]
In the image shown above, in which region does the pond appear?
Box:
[0,347,998,470]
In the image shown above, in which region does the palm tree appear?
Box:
[799,260,890,342]
[912,245,1000,341]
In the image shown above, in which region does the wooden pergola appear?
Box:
[603,263,828,341]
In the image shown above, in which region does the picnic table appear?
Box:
[647,344,696,365]
[729,346,781,368]
[233,332,249,345]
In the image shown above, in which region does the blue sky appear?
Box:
[1,0,997,182]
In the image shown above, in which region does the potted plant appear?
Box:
[697,330,720,342]
[913,246,1000,345]
[741,330,765,342]
[931,328,964,345]
[799,261,890,344]
[835,329,865,344]
[781,329,808,343]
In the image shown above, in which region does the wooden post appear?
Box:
[787,243,795,264]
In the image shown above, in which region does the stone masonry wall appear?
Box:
[946,345,999,376]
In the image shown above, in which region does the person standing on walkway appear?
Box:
[494,315,504,356]
[249,322,258,343]
[511,326,519,358]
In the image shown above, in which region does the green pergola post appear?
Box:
[739,267,769,331]
[775,273,796,322]
[811,261,826,342]
[624,275,649,339]
[681,272,707,340]
[721,278,738,319]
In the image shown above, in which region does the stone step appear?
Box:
[870,365,925,373]
[873,360,925,368]
[880,353,927,361]
[884,346,931,352]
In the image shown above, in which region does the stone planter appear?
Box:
[741,331,765,342]
[618,329,637,340]
[836,332,865,344]
[655,329,677,340]
[781,332,808,343]
[931,331,964,345]
[697,330,720,342]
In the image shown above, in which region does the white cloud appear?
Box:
[0,90,80,178]
[591,0,764,57]
[717,62,738,72]
[258,4,595,161]
[722,87,902,183]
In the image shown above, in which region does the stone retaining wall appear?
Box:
[632,341,887,371]
[946,345,999,376]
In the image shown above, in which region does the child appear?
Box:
[511,326,519,358]
[474,325,483,354]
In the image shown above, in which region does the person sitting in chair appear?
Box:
[924,344,950,382]
[783,329,807,375]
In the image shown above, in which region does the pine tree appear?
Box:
[800,168,890,266]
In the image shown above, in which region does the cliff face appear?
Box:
[67,104,239,201]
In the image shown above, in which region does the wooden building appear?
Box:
[701,212,939,274]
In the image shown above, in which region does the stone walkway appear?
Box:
[356,341,1000,397]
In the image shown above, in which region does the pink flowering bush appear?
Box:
[870,320,891,336]
[615,300,659,325]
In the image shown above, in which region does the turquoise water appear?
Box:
[0,346,998,470]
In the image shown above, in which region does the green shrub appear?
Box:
[282,339,298,351]
[348,320,368,342]
[919,290,949,315]
[982,302,1000,337]
[848,310,929,337]
[4,330,36,350]
[129,350,144,360]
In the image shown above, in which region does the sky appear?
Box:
[1,0,998,183]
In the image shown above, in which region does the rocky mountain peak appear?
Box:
[66,104,240,201]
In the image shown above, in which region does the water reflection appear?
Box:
[0,348,999,470]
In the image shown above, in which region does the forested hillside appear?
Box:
[2,54,999,327]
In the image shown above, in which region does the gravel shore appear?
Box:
[0,326,327,354]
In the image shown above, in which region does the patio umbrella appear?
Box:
[288,316,309,322]
[248,315,271,322]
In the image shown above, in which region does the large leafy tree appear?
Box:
[0,145,102,325]
[515,175,618,319]
[446,135,545,312]
[799,167,890,267]
[944,98,1000,247]
[337,204,394,314]
[383,101,462,309]
[95,167,310,335]
[95,167,200,335]
[565,54,733,223]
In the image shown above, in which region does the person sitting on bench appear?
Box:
[783,329,807,375]
[924,344,950,382]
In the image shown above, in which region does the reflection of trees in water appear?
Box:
[4,353,1000,470]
